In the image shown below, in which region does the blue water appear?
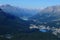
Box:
[39,29,47,32]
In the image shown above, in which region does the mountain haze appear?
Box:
[0,4,40,20]
[30,5,60,22]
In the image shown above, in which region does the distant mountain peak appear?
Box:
[42,5,60,13]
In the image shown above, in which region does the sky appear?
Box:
[0,0,60,9]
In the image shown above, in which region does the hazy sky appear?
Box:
[0,0,60,9]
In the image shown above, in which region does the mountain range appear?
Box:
[29,6,60,23]
[0,4,60,40]
[0,4,40,20]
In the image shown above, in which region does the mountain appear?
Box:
[29,6,60,22]
[0,4,39,20]
[0,8,31,34]
[0,7,59,40]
